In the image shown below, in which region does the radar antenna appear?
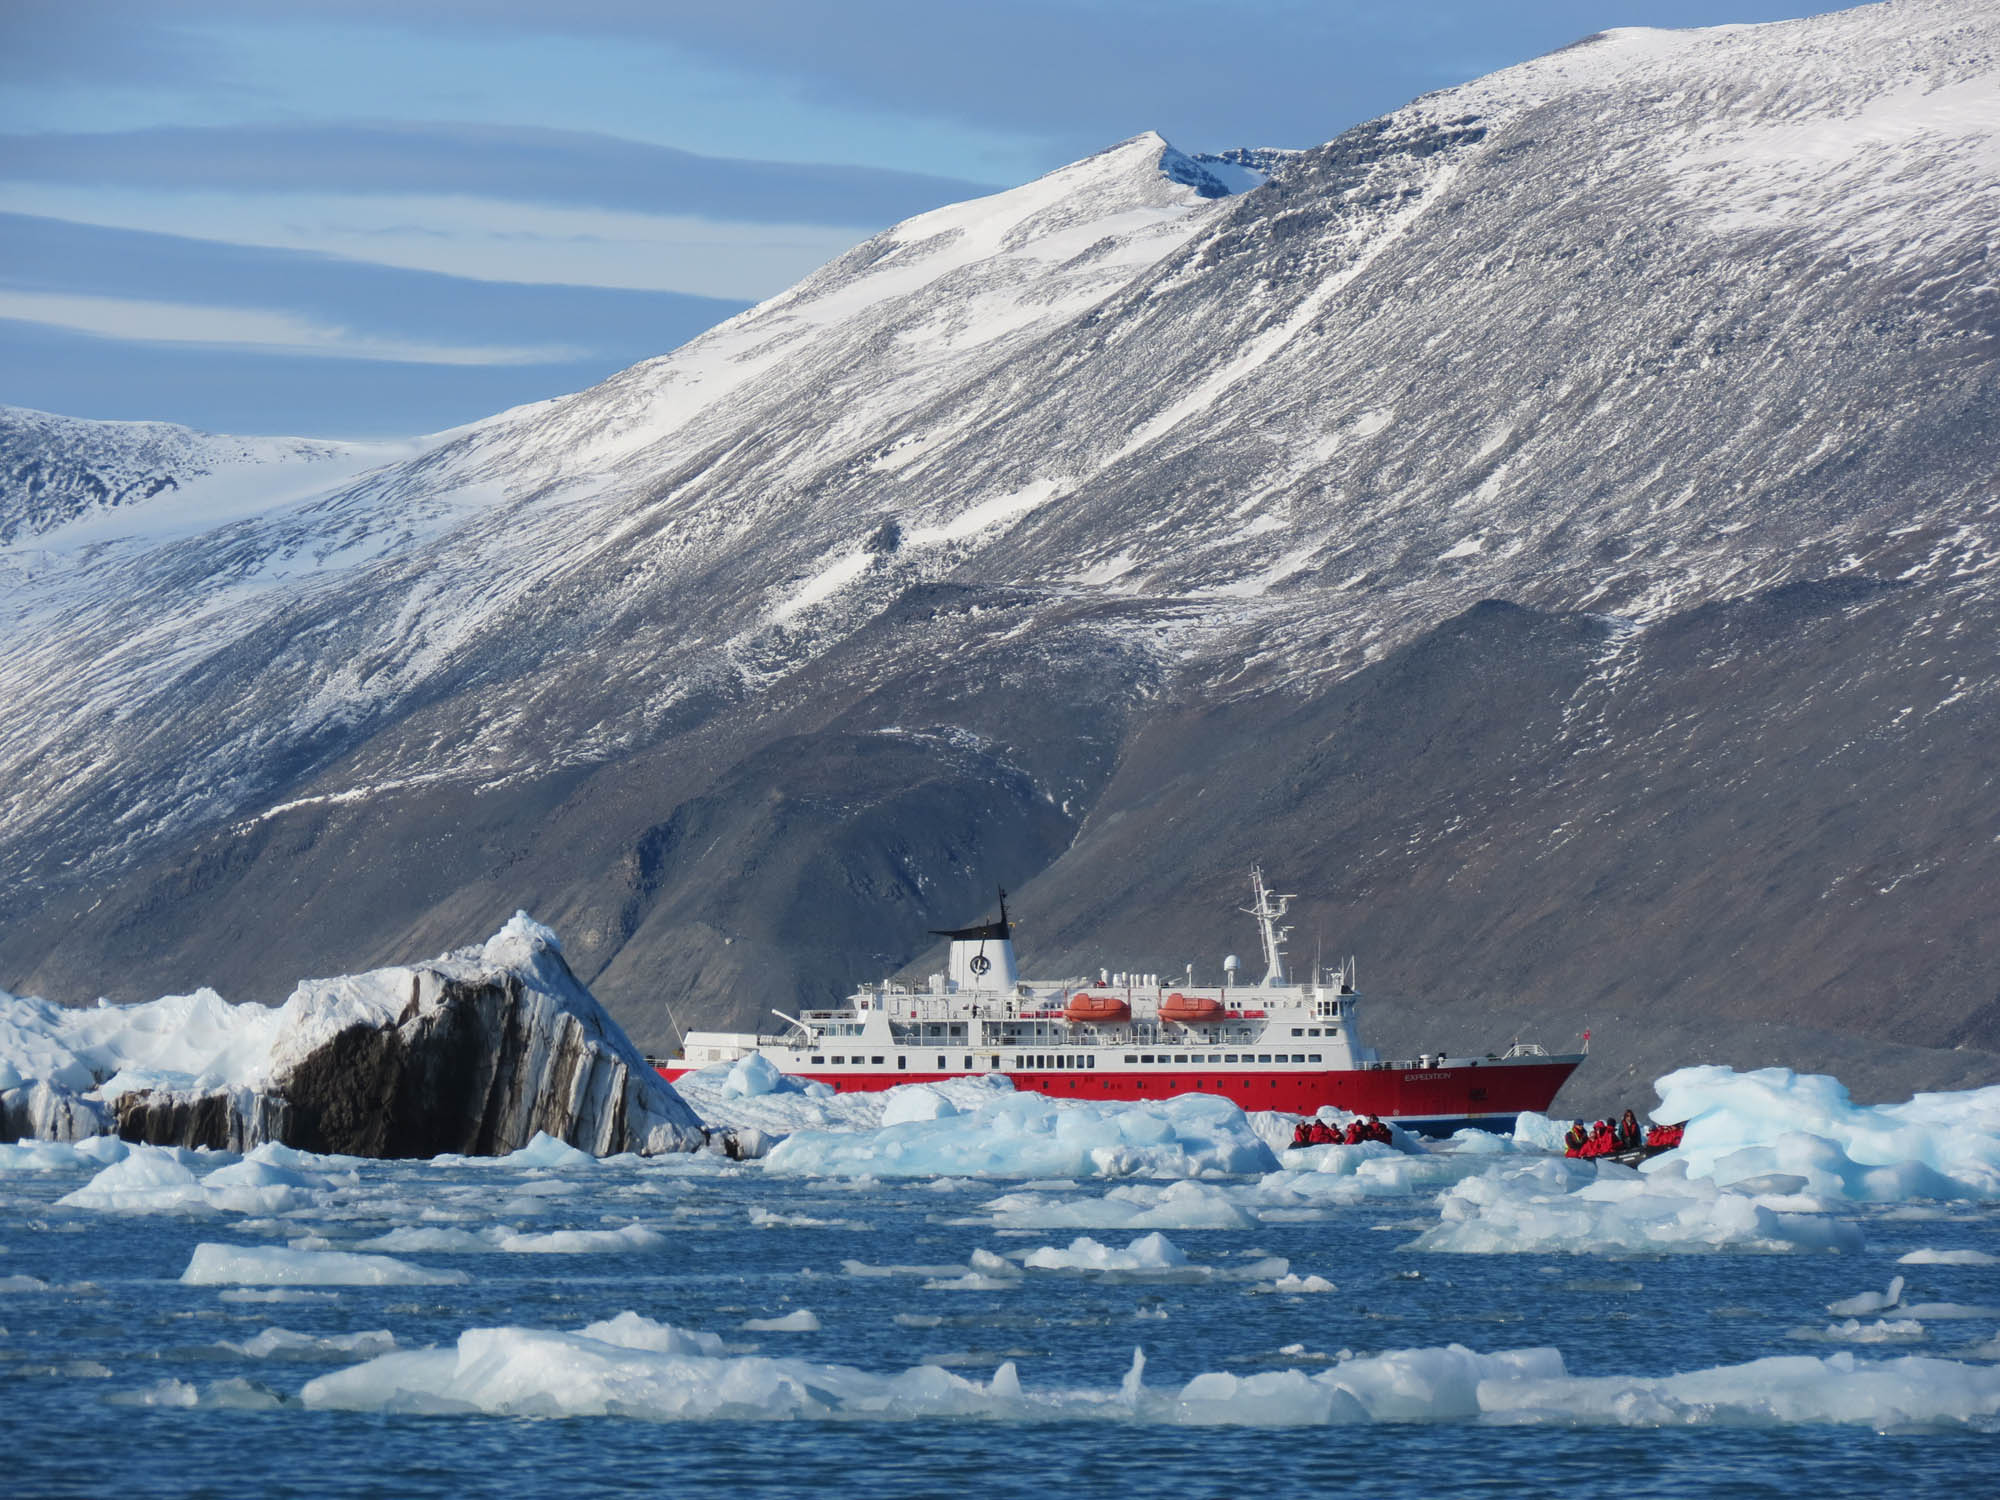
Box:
[1241,866,1296,986]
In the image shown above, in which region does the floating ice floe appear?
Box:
[1790,1318,1928,1345]
[219,1327,398,1360]
[492,1223,664,1254]
[1828,1275,1904,1316]
[108,1376,283,1410]
[1899,1248,2000,1265]
[979,1180,1256,1230]
[763,1091,1276,1179]
[180,1242,469,1287]
[52,1141,355,1216]
[349,1221,662,1255]
[296,1312,2000,1429]
[1268,1273,1337,1293]
[1649,1066,2000,1200]
[1021,1232,1189,1273]
[1008,1234,1286,1284]
[1410,1157,1864,1254]
[742,1309,822,1332]
[0,1136,129,1173]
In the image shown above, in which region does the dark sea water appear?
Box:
[4,1150,1998,1499]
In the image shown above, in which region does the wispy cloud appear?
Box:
[0,184,871,297]
[0,289,586,365]
[0,124,998,227]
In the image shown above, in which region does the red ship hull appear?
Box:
[656,1056,1582,1134]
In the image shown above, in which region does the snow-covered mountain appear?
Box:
[3,1,1998,1114]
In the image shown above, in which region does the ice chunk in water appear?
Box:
[355,1227,494,1253]
[57,1143,339,1215]
[56,1149,212,1214]
[108,1377,282,1410]
[221,1327,397,1360]
[180,1243,469,1287]
[1898,1248,1999,1265]
[1021,1233,1189,1272]
[742,1309,822,1332]
[981,1180,1256,1231]
[1828,1276,1904,1316]
[1270,1273,1337,1293]
[491,1224,664,1254]
[507,1132,597,1169]
[1412,1159,1864,1255]
[0,1137,129,1173]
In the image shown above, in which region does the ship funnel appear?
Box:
[930,887,1019,992]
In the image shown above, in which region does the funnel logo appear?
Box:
[968,954,992,975]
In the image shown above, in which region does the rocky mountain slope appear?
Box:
[2,0,1997,1117]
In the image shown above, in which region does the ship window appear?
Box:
[937,1056,946,1069]
[831,1056,844,1065]
[1258,1054,1272,1063]
[1224,1054,1239,1063]
[1291,1028,1302,1036]
[1310,1054,1322,1062]
[1124,1055,1137,1064]
[810,1056,823,1065]
[963,1056,971,1069]
[1088,1055,1096,1068]
[898,1056,908,1070]
[1140,1054,1154,1064]
[872,1056,885,1065]
[1293,1054,1305,1062]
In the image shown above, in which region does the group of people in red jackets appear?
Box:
[1564,1110,1684,1157]
[1290,1115,1392,1148]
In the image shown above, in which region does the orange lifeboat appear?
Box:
[1159,992,1226,1026]
[1066,992,1132,1025]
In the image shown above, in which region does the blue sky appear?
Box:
[0,1,1830,437]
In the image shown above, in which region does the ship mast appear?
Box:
[1242,866,1296,986]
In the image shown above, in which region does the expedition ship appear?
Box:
[657,870,1583,1133]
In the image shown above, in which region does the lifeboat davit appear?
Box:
[1159,992,1226,1025]
[1066,992,1132,1025]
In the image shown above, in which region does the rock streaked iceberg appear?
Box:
[1,914,706,1158]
